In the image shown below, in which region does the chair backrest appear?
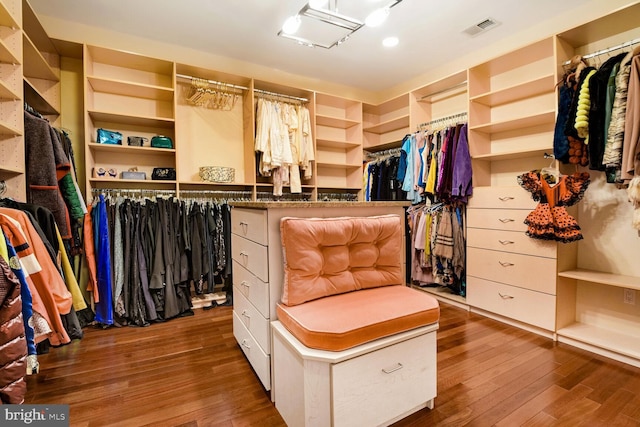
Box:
[279,214,403,306]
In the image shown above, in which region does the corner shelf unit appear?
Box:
[363,93,410,151]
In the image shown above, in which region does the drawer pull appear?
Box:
[498,218,514,223]
[239,221,248,234]
[241,339,251,349]
[239,251,249,259]
[499,293,514,300]
[381,363,403,374]
[498,240,514,245]
[498,261,515,267]
[498,196,514,202]
[241,310,251,319]
[240,281,251,288]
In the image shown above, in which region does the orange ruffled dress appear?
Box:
[517,171,590,242]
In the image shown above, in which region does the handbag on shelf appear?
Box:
[121,167,147,180]
[127,136,148,147]
[151,167,176,181]
[97,128,122,145]
[150,135,173,149]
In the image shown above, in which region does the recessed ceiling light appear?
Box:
[308,0,328,9]
[382,36,399,47]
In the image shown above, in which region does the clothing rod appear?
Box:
[176,73,248,91]
[562,37,640,65]
[418,112,467,129]
[418,81,467,101]
[254,89,308,103]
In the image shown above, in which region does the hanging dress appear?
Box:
[517,171,590,242]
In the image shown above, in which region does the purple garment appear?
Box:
[452,124,473,201]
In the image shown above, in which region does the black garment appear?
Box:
[588,53,628,170]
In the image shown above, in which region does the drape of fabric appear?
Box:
[93,195,114,325]
[621,54,640,181]
[451,124,473,202]
[24,111,73,241]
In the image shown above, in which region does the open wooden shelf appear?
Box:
[24,78,58,115]
[22,33,58,81]
[557,322,640,362]
[470,110,555,134]
[559,269,640,291]
[316,138,361,149]
[88,109,175,129]
[0,37,19,64]
[87,142,176,155]
[315,114,360,129]
[87,75,174,101]
[0,119,21,136]
[315,162,362,169]
[0,2,18,28]
[471,146,552,162]
[363,115,410,134]
[470,74,555,107]
[0,78,20,100]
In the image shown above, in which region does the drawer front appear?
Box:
[467,276,556,331]
[467,228,557,258]
[233,311,271,390]
[233,285,270,354]
[232,260,270,318]
[231,234,268,282]
[468,186,536,209]
[231,208,268,245]
[332,332,436,427]
[467,208,530,232]
[466,247,556,294]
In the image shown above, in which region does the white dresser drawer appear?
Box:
[332,331,436,427]
[468,186,536,209]
[231,208,268,245]
[233,284,270,353]
[467,208,530,232]
[232,260,269,318]
[233,311,271,390]
[466,247,556,294]
[231,234,269,282]
[467,228,557,258]
[467,276,556,331]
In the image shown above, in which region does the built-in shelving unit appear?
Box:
[551,1,640,369]
[363,93,409,151]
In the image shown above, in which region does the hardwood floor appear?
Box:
[25,301,640,426]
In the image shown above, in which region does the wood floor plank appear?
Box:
[24,301,640,426]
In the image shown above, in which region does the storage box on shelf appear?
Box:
[314,92,362,200]
[0,0,22,200]
[553,1,640,368]
[363,93,409,151]
[83,45,177,197]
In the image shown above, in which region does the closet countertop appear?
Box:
[229,201,411,209]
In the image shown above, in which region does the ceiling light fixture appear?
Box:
[282,15,302,35]
[365,7,390,27]
[277,0,404,49]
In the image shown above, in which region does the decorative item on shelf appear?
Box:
[150,135,173,149]
[127,136,148,147]
[151,167,176,181]
[121,167,147,180]
[97,128,122,145]
[199,166,235,183]
[92,167,118,179]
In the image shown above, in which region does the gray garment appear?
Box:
[113,197,125,316]
[137,202,157,321]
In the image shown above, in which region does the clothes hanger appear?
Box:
[540,153,561,184]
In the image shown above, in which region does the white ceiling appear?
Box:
[29,0,591,92]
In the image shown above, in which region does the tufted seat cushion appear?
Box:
[276,285,440,351]
[279,214,403,307]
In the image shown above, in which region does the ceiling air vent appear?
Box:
[463,17,499,37]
